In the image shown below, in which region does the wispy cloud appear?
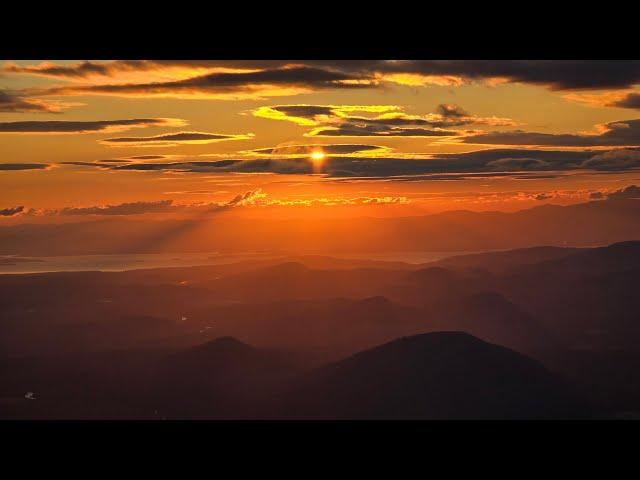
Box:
[0,163,50,170]
[0,118,185,134]
[0,206,24,216]
[0,90,78,113]
[9,60,640,91]
[100,131,254,146]
[254,103,515,138]
[463,119,640,147]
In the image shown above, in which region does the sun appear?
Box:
[309,150,326,172]
[310,150,326,162]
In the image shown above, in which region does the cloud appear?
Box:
[609,93,640,110]
[485,158,552,170]
[0,90,76,113]
[0,163,50,170]
[56,200,176,216]
[3,60,292,80]
[436,104,469,118]
[261,195,409,207]
[10,60,640,92]
[581,149,640,170]
[18,189,409,218]
[26,190,268,217]
[252,104,400,126]
[0,118,185,134]
[4,61,131,79]
[464,119,640,147]
[255,103,514,138]
[100,131,253,146]
[63,144,640,178]
[249,144,390,156]
[309,125,458,137]
[73,148,585,177]
[0,206,24,216]
[368,60,640,91]
[534,193,552,201]
[36,67,375,100]
[606,185,640,200]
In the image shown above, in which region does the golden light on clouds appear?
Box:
[2,60,640,218]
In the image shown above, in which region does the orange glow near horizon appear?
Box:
[2,60,640,223]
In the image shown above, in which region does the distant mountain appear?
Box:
[282,332,587,419]
[188,296,428,357]
[153,337,303,419]
[441,292,553,353]
[198,262,405,302]
[522,240,640,276]
[428,246,580,274]
[3,198,640,256]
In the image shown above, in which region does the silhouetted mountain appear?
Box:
[187,296,427,357]
[153,337,304,419]
[200,262,405,301]
[283,332,587,419]
[429,246,580,274]
[442,292,553,353]
[524,240,640,276]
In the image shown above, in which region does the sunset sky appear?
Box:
[2,60,640,221]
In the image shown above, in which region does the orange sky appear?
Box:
[2,60,640,220]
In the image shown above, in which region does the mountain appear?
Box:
[187,296,428,357]
[3,198,640,256]
[429,246,580,274]
[198,262,405,302]
[152,337,304,419]
[437,292,553,353]
[282,332,587,419]
[521,240,640,276]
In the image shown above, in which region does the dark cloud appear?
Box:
[88,148,589,177]
[534,193,552,201]
[128,155,167,160]
[5,61,124,78]
[589,191,605,199]
[250,144,387,155]
[464,119,640,147]
[57,200,176,216]
[0,90,62,113]
[0,118,181,134]
[5,60,297,79]
[267,105,335,118]
[581,149,640,171]
[12,60,640,91]
[112,159,312,175]
[486,158,552,170]
[368,60,640,90]
[101,131,252,145]
[0,206,24,216]
[42,67,374,98]
[606,185,640,200]
[64,146,640,178]
[0,163,49,170]
[436,104,469,118]
[310,124,457,137]
[610,93,640,110]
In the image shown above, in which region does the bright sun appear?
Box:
[310,150,326,162]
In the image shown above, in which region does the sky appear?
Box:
[2,60,640,221]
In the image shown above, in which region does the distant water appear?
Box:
[0,252,275,274]
[0,250,471,274]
